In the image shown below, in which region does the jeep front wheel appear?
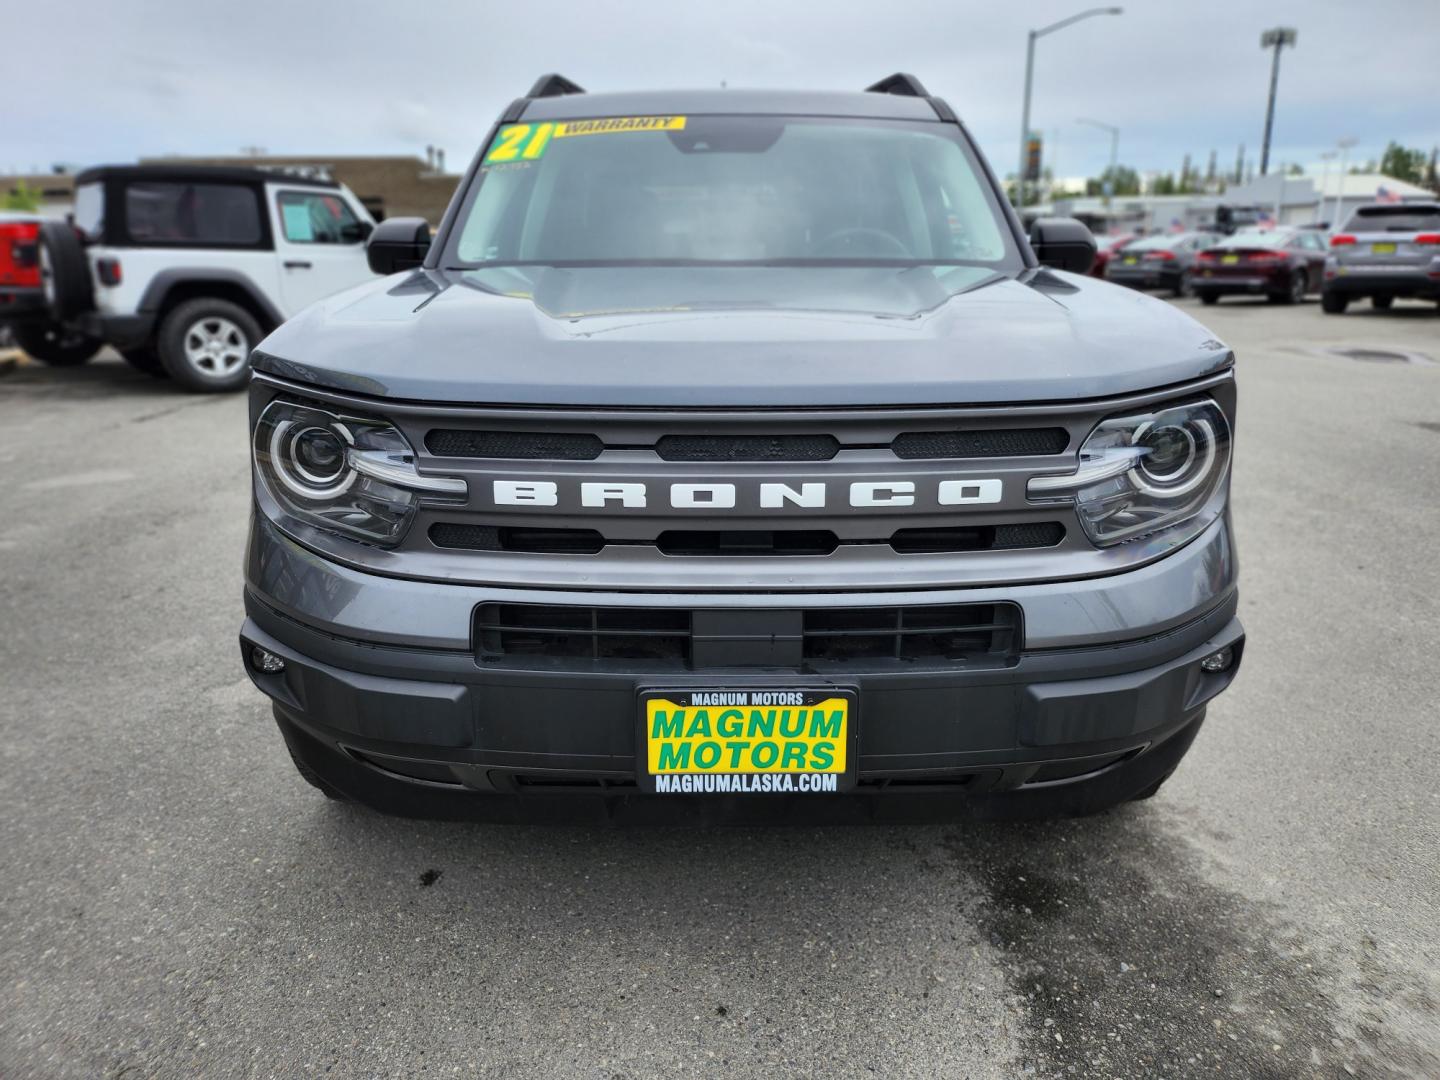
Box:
[12,321,103,366]
[157,298,261,392]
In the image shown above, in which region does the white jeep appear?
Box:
[34,164,378,391]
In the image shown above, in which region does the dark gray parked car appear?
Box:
[1322,201,1440,313]
[240,74,1243,821]
[1106,231,1224,297]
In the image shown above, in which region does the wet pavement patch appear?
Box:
[946,809,1361,1078]
[1320,346,1434,366]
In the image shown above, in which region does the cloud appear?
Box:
[5,0,1438,179]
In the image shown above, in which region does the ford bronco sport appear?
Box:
[30,164,375,388]
[240,74,1244,820]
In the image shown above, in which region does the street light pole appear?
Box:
[1258,27,1297,176]
[1016,7,1123,211]
[1334,136,1357,228]
[1318,150,1336,226]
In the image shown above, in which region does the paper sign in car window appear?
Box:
[485,117,686,163]
[282,203,314,242]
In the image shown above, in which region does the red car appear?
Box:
[1192,228,1329,305]
[0,212,43,317]
[1089,232,1136,277]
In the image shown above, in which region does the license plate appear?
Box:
[1221,254,1240,265]
[1123,256,1138,265]
[638,687,856,794]
[1372,242,1397,255]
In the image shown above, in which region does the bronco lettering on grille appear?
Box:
[487,478,1003,511]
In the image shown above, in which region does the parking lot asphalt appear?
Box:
[1,294,1438,1079]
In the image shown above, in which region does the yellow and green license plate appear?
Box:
[639,688,856,794]
[1372,242,1397,255]
[1221,254,1241,265]
[1123,255,1139,265]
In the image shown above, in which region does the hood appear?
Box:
[254,265,1233,407]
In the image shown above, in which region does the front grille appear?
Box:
[477,604,692,663]
[426,426,1067,461]
[655,530,839,556]
[890,522,1065,553]
[474,602,1020,669]
[426,429,604,460]
[802,604,1019,663]
[433,522,1063,556]
[430,523,605,554]
[656,434,840,461]
[892,427,1069,458]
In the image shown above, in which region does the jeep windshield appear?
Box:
[444,116,1021,271]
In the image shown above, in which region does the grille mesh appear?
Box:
[474,602,1019,668]
[656,434,840,461]
[426,430,604,460]
[892,428,1069,459]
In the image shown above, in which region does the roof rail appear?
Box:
[527,73,586,98]
[865,73,930,98]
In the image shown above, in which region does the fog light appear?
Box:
[1199,646,1233,673]
[251,646,286,674]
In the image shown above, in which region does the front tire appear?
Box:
[11,321,103,366]
[1321,291,1349,315]
[1197,291,1219,306]
[156,298,261,392]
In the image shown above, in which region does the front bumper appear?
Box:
[240,513,1243,803]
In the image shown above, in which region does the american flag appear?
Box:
[1376,185,1403,204]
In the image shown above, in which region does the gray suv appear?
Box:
[239,74,1244,820]
[1322,201,1440,313]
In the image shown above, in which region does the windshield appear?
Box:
[445,115,1018,270]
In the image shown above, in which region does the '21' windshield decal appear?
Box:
[484,116,688,164]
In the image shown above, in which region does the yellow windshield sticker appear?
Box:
[484,116,685,163]
[554,115,686,137]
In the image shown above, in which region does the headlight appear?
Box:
[1028,398,1231,547]
[253,399,465,546]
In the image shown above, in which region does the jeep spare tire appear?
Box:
[37,221,94,322]
[156,297,261,393]
[12,321,103,366]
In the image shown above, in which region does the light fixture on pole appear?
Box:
[1016,7,1124,211]
[1258,27,1297,176]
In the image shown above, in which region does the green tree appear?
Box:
[2,180,41,212]
[1151,173,1177,196]
[1378,142,1426,183]
[1085,165,1141,198]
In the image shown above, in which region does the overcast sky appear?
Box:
[6,0,1438,181]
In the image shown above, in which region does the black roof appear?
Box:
[74,164,341,189]
[519,88,944,123]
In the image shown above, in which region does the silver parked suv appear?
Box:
[239,73,1244,821]
[1322,201,1440,313]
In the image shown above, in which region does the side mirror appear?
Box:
[366,217,431,275]
[1030,217,1097,275]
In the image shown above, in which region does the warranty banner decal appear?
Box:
[485,116,686,163]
